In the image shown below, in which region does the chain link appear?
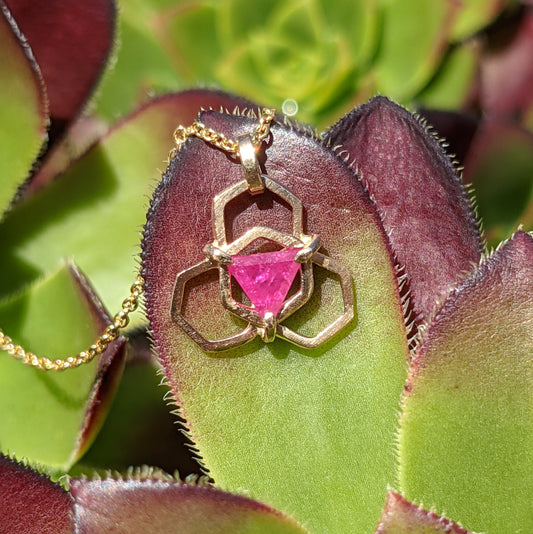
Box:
[169,108,275,160]
[0,276,144,371]
[2,108,274,371]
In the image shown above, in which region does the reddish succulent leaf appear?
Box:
[70,479,307,533]
[68,262,127,463]
[143,110,409,532]
[479,6,533,120]
[6,0,116,138]
[375,492,473,534]
[325,97,483,322]
[0,454,72,534]
[399,231,533,533]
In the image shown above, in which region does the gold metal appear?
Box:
[170,260,258,351]
[259,313,276,343]
[294,234,320,263]
[169,108,275,161]
[0,276,144,371]
[171,171,355,351]
[237,134,264,194]
[2,108,277,370]
[276,253,354,348]
[169,106,355,351]
[2,108,276,370]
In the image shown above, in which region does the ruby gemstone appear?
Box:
[228,248,301,318]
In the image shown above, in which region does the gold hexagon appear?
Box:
[170,259,257,352]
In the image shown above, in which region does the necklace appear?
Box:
[0,109,354,369]
[167,109,354,351]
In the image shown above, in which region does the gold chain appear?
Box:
[1,108,275,371]
[0,276,144,371]
[169,107,275,159]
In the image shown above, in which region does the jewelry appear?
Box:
[170,110,354,352]
[0,108,355,370]
[0,276,144,371]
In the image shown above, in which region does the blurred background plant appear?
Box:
[0,0,532,532]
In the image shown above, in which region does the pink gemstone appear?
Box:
[228,248,301,318]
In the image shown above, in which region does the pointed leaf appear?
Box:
[325,97,483,322]
[70,478,307,534]
[0,262,125,469]
[142,110,409,533]
[375,492,474,534]
[6,0,116,138]
[0,90,253,322]
[0,454,72,534]
[398,231,533,533]
[0,3,47,216]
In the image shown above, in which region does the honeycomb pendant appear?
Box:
[170,134,354,352]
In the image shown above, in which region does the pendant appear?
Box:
[171,134,354,352]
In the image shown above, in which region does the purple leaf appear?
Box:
[325,96,483,323]
[70,478,307,533]
[0,454,72,534]
[68,262,127,462]
[142,109,409,532]
[6,0,116,139]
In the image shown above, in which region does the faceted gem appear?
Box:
[228,248,301,318]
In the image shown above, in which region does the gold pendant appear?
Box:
[171,133,354,352]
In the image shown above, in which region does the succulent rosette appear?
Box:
[0,1,531,533]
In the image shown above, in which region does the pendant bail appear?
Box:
[237,134,264,195]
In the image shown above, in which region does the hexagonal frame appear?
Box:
[170,259,257,352]
[277,252,355,348]
[170,176,355,352]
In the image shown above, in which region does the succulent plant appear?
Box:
[0,1,531,533]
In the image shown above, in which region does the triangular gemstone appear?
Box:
[228,248,301,318]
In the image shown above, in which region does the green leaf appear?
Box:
[373,0,456,100]
[398,231,533,533]
[451,0,508,41]
[0,91,252,324]
[417,43,478,110]
[0,262,125,470]
[375,492,476,534]
[0,4,47,217]
[70,478,307,534]
[96,1,179,120]
[142,111,410,533]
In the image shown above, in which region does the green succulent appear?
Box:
[0,1,531,533]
